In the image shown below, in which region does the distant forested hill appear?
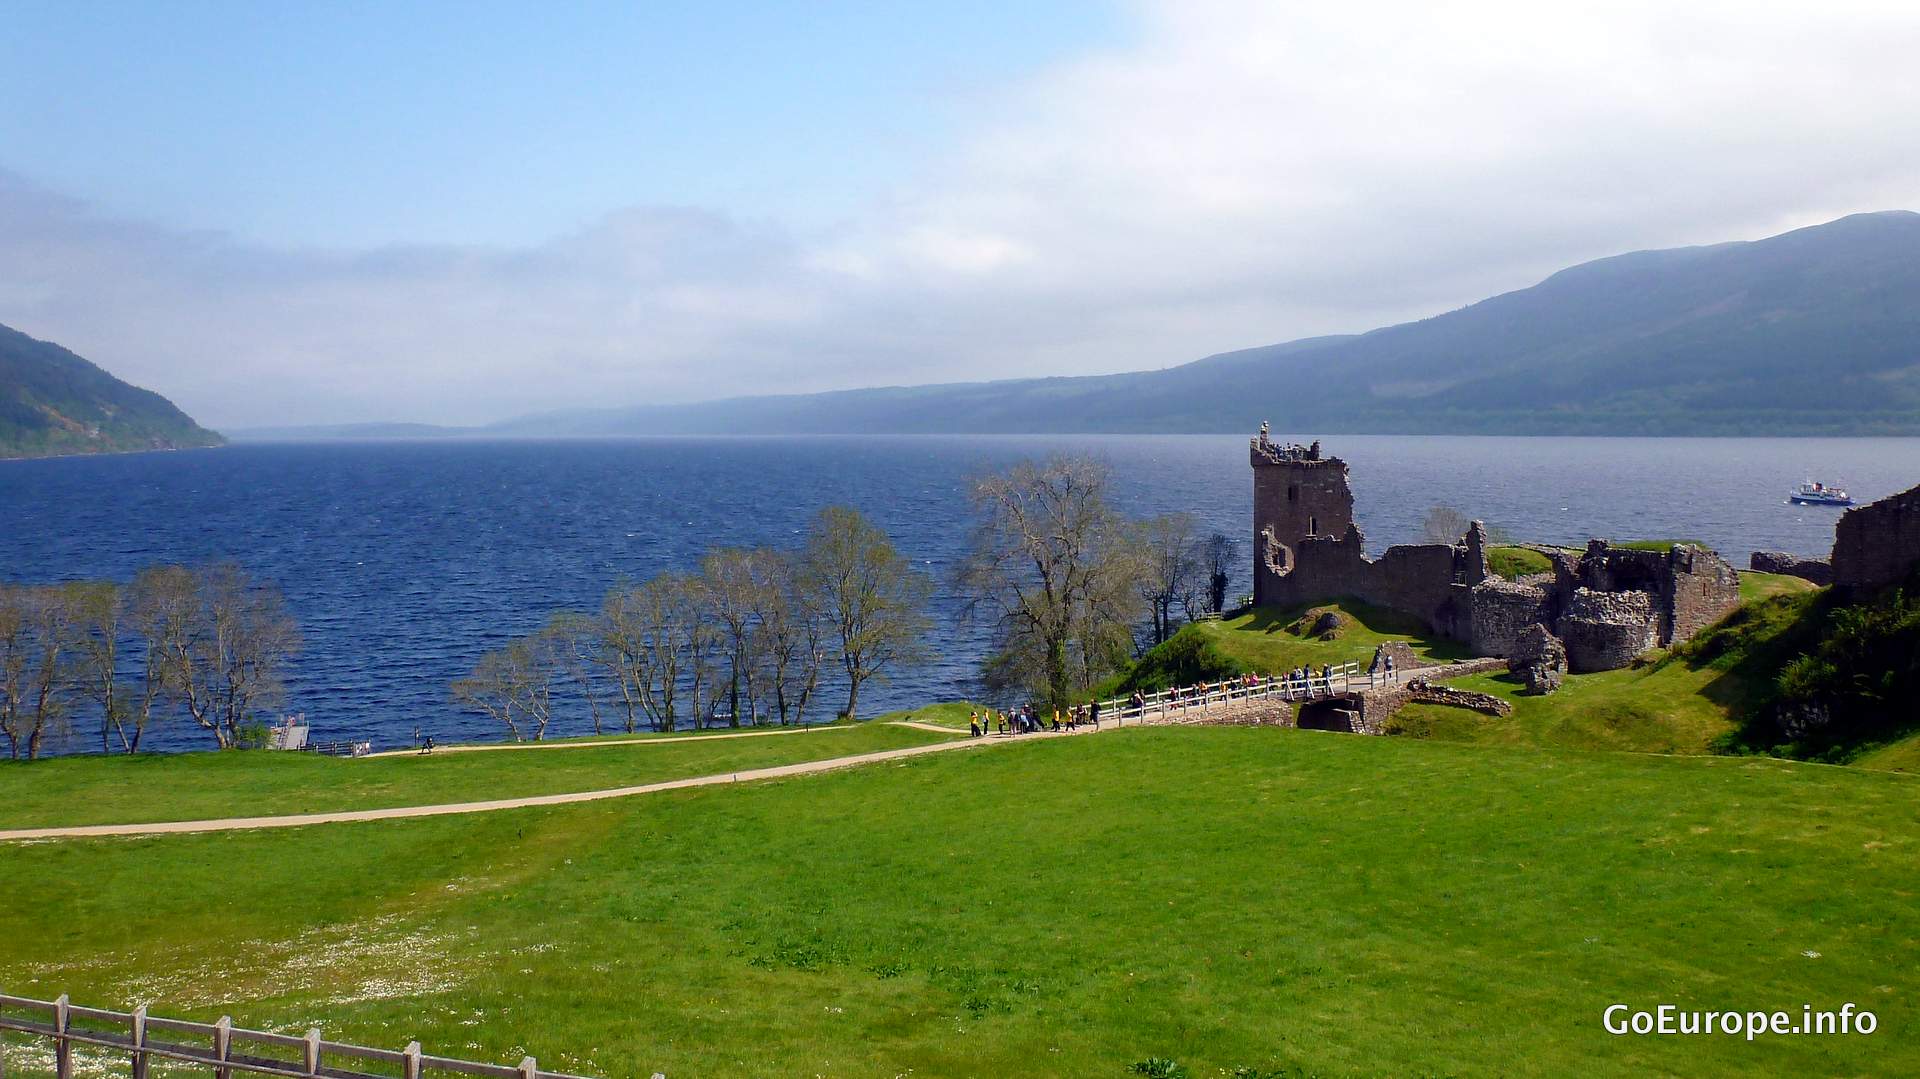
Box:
[486,210,1920,437]
[0,323,223,459]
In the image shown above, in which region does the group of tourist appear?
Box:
[967,700,1103,737]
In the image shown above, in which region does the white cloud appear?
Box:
[3,0,1918,426]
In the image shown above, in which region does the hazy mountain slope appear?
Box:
[0,323,223,458]
[491,211,1920,436]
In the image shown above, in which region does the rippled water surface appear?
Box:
[6,435,1917,751]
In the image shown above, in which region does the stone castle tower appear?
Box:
[1250,426,1354,604]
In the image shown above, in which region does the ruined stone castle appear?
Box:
[1250,429,1742,672]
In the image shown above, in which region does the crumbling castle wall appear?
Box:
[1468,579,1554,657]
[1831,481,1920,591]
[1557,589,1659,672]
[1749,551,1833,586]
[1665,544,1744,642]
[1247,430,1745,674]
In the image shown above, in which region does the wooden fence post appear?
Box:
[402,1041,422,1079]
[304,1028,322,1076]
[132,1005,149,1079]
[518,1057,537,1079]
[213,1016,232,1079]
[53,994,71,1079]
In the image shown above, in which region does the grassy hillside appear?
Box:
[1188,600,1470,672]
[1,728,1912,1077]
[1154,575,1824,757]
[1856,732,1920,774]
[0,322,222,458]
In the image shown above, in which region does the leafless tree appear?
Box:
[1137,512,1203,646]
[599,585,649,733]
[451,635,556,741]
[1422,505,1472,545]
[0,585,82,759]
[801,505,932,721]
[750,548,828,725]
[544,610,607,735]
[627,571,710,731]
[153,564,301,749]
[701,547,767,726]
[123,564,198,752]
[956,455,1145,712]
[0,586,37,759]
[65,581,127,753]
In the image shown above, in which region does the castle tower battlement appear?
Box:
[1250,428,1355,604]
[1244,428,1739,671]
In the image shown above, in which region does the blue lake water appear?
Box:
[5,435,1919,752]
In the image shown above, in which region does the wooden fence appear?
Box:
[0,994,611,1079]
[1089,660,1381,725]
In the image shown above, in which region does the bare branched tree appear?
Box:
[66,581,126,754]
[0,586,25,758]
[125,564,199,752]
[453,643,531,741]
[152,564,301,749]
[0,585,82,759]
[750,548,827,726]
[544,610,607,735]
[957,456,1146,712]
[1137,512,1203,646]
[1422,505,1472,545]
[801,505,932,721]
[701,547,767,727]
[630,572,707,731]
[599,585,649,734]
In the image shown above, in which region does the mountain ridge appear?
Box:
[0,324,224,459]
[233,210,1920,439]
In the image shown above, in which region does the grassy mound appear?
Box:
[1,728,1912,1076]
[1488,545,1554,580]
[1178,599,1468,675]
[1715,573,1920,762]
[1114,627,1246,694]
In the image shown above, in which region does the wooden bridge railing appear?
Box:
[0,994,611,1079]
[1090,660,1389,726]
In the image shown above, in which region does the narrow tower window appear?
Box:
[1309,515,1318,536]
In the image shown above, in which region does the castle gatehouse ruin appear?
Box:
[1249,428,1741,672]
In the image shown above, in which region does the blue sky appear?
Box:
[2,1,1119,247]
[1,1,1916,428]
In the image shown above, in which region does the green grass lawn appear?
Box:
[1387,573,1829,756]
[0,721,960,829]
[1,727,1912,1077]
[1188,599,1470,674]
[1615,538,1710,551]
[876,701,994,730]
[1740,569,1820,603]
[1854,732,1920,774]
[1387,666,1737,753]
[1489,544,1554,580]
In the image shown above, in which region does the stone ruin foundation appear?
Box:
[1249,430,1743,675]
